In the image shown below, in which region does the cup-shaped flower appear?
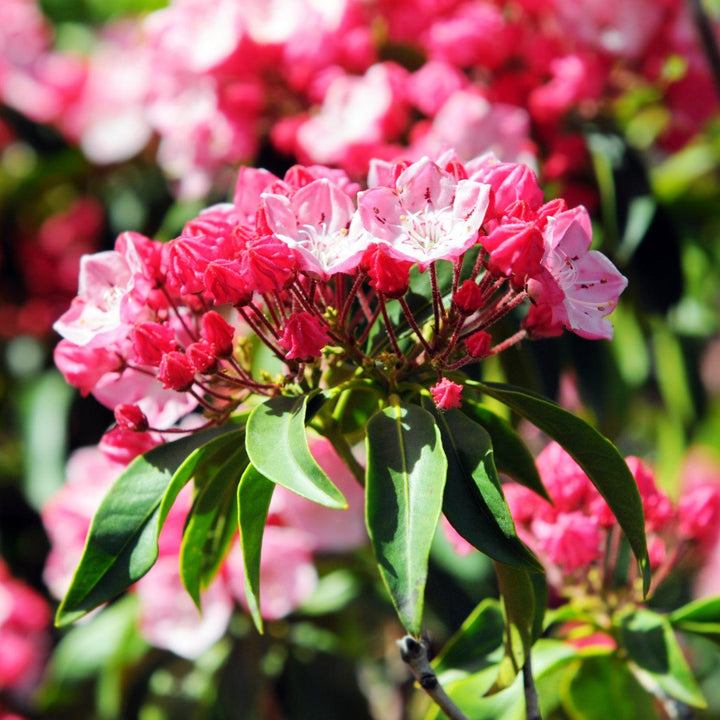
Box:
[357,157,490,270]
[262,178,367,278]
[527,207,628,340]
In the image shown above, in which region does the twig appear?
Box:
[397,636,469,720]
[523,653,542,720]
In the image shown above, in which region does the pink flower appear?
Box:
[262,178,367,278]
[53,339,122,396]
[527,207,628,341]
[358,156,490,270]
[279,312,330,360]
[53,232,155,347]
[0,559,51,695]
[531,512,603,572]
[430,378,463,410]
[132,322,177,366]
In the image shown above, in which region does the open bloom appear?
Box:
[526,207,628,340]
[358,156,490,270]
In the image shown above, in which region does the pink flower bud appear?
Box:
[453,280,484,315]
[279,312,330,361]
[132,323,177,366]
[361,245,412,299]
[465,331,492,358]
[114,404,149,432]
[99,426,160,464]
[430,378,463,410]
[200,311,235,357]
[158,351,196,391]
[186,341,217,373]
[204,260,253,307]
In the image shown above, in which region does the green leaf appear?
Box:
[424,402,543,571]
[158,428,246,530]
[670,597,720,644]
[460,402,550,502]
[179,445,249,607]
[471,380,650,594]
[237,463,275,633]
[433,599,506,680]
[564,655,657,720]
[365,400,447,635]
[56,426,242,626]
[621,609,707,708]
[492,563,539,690]
[246,393,346,509]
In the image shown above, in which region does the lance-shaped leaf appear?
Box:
[237,463,275,633]
[246,394,346,509]
[491,563,543,690]
[460,402,550,502]
[670,596,720,644]
[365,400,447,635]
[424,402,543,572]
[471,380,650,594]
[56,426,242,626]
[179,445,249,607]
[621,609,707,709]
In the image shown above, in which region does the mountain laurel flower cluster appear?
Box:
[53,151,627,448]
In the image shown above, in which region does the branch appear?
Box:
[397,636,469,720]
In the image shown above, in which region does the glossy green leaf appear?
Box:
[237,463,275,633]
[179,445,249,607]
[460,402,550,501]
[246,393,346,509]
[158,428,246,530]
[621,609,707,708]
[365,400,447,635]
[55,426,242,626]
[425,402,543,571]
[471,380,650,593]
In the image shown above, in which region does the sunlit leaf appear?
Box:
[55,426,240,626]
[469,380,650,594]
[365,400,447,635]
[246,393,346,509]
[237,463,275,633]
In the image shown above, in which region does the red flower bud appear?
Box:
[200,311,235,357]
[132,322,176,366]
[158,351,196,391]
[114,404,149,432]
[187,340,217,373]
[452,280,484,315]
[465,330,492,358]
[430,378,463,410]
[361,244,412,299]
[279,312,330,361]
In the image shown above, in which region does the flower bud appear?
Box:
[114,404,149,432]
[465,331,492,358]
[132,322,177,366]
[452,280,484,315]
[187,340,217,373]
[158,351,195,391]
[201,311,235,357]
